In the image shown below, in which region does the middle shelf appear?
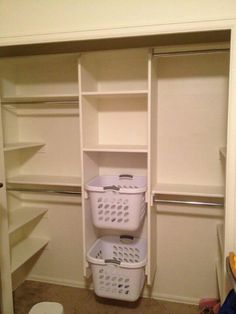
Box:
[11,237,49,273]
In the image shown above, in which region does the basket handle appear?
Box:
[103,185,120,191]
[120,235,134,243]
[119,174,133,180]
[105,259,121,265]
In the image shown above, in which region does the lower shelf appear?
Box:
[11,237,49,273]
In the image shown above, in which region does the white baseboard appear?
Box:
[27,275,88,290]
[27,275,199,305]
[147,292,199,305]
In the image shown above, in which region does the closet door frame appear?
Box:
[223,25,236,297]
[0,101,14,314]
[0,21,236,314]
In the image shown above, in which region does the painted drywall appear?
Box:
[0,0,236,45]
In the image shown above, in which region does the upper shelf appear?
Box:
[7,174,81,188]
[1,94,79,105]
[153,183,225,198]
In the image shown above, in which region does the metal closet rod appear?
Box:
[7,187,81,195]
[153,47,229,57]
[7,187,224,206]
[153,198,224,207]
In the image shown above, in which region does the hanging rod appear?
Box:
[153,48,229,57]
[153,198,224,207]
[7,187,81,195]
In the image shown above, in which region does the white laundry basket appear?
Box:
[87,235,147,301]
[86,174,147,231]
[29,302,64,314]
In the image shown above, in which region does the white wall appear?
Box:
[0,0,236,45]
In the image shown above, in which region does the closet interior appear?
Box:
[0,30,231,313]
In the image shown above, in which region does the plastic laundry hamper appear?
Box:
[29,302,64,314]
[87,235,147,301]
[86,174,147,231]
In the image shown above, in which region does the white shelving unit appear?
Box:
[79,48,156,291]
[0,52,81,314]
[0,37,233,313]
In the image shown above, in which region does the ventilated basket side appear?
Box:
[90,190,146,231]
[91,264,145,301]
[86,175,147,231]
[87,236,147,301]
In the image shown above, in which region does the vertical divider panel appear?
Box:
[0,99,14,314]
[147,50,158,285]
[78,56,99,277]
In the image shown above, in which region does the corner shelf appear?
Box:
[11,237,49,273]
[9,207,48,234]
[4,142,45,152]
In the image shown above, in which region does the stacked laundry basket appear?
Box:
[86,174,147,301]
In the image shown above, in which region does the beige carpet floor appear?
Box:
[13,281,200,314]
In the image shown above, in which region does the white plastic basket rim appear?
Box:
[87,236,147,269]
[86,175,147,194]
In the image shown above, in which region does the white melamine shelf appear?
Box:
[9,207,48,234]
[1,94,79,104]
[217,224,224,257]
[4,142,45,152]
[153,183,225,198]
[11,237,49,273]
[81,90,148,99]
[7,175,81,188]
[220,147,227,159]
[83,144,148,153]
